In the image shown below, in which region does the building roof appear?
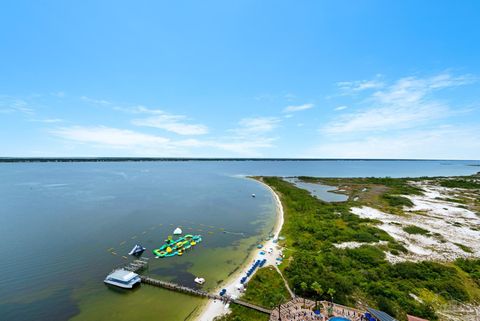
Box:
[108,269,138,282]
[367,307,398,321]
[407,315,429,321]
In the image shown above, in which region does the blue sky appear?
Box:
[1,0,480,159]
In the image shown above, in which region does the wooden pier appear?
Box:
[140,276,221,300]
[108,257,271,315]
[140,275,272,314]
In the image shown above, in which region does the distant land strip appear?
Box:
[0,157,477,163]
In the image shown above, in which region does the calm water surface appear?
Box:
[284,177,348,202]
[0,160,478,320]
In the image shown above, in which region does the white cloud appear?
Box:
[337,79,384,93]
[52,91,65,98]
[0,99,36,115]
[114,105,164,115]
[232,117,280,136]
[284,93,296,101]
[334,105,348,111]
[110,104,209,136]
[14,102,34,114]
[283,103,314,113]
[305,127,480,160]
[51,126,170,148]
[132,115,208,136]
[323,73,473,134]
[29,118,63,123]
[80,96,111,105]
[50,125,275,157]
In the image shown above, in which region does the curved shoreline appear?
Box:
[194,178,284,321]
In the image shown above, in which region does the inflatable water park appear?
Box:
[153,234,202,258]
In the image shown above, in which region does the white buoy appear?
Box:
[173,227,182,235]
[251,193,256,198]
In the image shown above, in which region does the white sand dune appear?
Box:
[350,182,480,263]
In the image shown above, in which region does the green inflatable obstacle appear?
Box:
[153,234,202,258]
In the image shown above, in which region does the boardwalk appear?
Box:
[140,276,221,300]
[140,275,272,314]
[233,299,272,314]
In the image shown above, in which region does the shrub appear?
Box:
[402,225,431,236]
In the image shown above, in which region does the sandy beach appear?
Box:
[194,179,285,321]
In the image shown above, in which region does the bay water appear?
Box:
[0,160,478,320]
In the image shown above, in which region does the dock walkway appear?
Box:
[123,257,149,272]
[140,275,272,314]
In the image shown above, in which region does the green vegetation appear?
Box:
[214,305,268,321]
[440,179,480,189]
[435,197,467,204]
[455,259,480,286]
[260,176,480,321]
[214,267,290,321]
[240,267,291,309]
[382,194,414,207]
[454,243,473,253]
[402,225,431,236]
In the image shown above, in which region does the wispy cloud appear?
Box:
[50,125,275,157]
[0,98,35,115]
[337,79,384,94]
[51,91,65,98]
[323,73,474,134]
[52,126,170,148]
[132,114,208,135]
[232,117,280,136]
[80,96,111,105]
[284,93,296,101]
[305,126,480,159]
[29,118,63,123]
[334,105,348,111]
[113,105,164,114]
[110,104,209,136]
[283,103,314,113]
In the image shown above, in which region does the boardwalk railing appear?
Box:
[232,299,272,314]
[140,276,221,300]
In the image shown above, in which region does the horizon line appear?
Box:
[1,157,479,163]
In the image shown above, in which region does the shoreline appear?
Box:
[194,178,284,321]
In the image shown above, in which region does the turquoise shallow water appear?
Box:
[0,160,478,320]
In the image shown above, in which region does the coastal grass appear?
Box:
[240,267,291,309]
[454,243,474,254]
[402,225,431,236]
[261,176,480,321]
[440,179,480,189]
[455,259,480,286]
[215,305,268,321]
